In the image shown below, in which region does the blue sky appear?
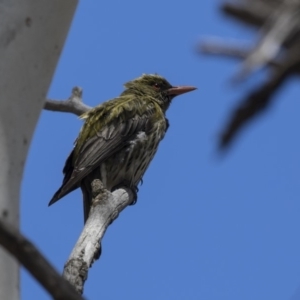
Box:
[21,1,300,299]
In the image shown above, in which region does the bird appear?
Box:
[49,74,196,223]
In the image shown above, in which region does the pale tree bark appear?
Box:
[0,0,77,299]
[44,91,135,295]
[62,181,134,294]
[0,218,83,300]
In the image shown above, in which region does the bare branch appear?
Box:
[45,88,135,294]
[199,39,281,68]
[44,87,92,116]
[200,1,300,149]
[199,39,250,59]
[220,42,300,149]
[0,218,83,300]
[63,180,134,294]
[235,0,300,79]
[221,1,272,27]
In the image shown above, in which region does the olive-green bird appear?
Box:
[49,74,196,222]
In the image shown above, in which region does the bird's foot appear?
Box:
[112,181,138,205]
[131,186,138,205]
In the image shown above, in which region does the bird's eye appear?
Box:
[153,83,160,89]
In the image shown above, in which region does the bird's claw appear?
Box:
[130,186,138,205]
[112,181,138,205]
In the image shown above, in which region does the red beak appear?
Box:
[167,85,197,96]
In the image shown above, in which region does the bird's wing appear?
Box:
[53,114,151,202]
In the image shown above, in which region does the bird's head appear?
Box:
[123,74,196,111]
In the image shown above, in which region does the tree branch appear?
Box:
[44,87,92,116]
[199,39,281,68]
[219,42,300,149]
[221,1,271,27]
[63,180,134,294]
[199,39,250,60]
[0,218,83,300]
[200,0,300,149]
[45,88,134,294]
[235,0,300,80]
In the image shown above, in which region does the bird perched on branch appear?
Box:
[49,74,196,222]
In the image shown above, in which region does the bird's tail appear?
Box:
[48,189,62,206]
[48,150,76,206]
[49,181,80,206]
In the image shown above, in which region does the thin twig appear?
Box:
[199,39,280,68]
[44,87,92,116]
[199,39,250,59]
[0,218,83,300]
